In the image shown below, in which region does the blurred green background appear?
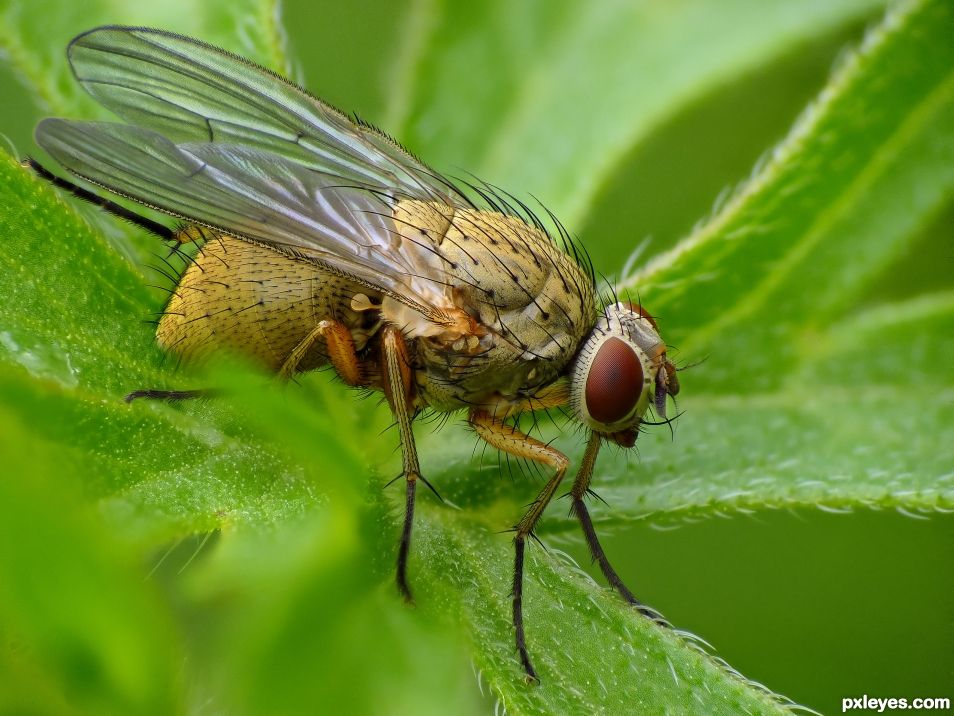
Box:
[1,0,951,714]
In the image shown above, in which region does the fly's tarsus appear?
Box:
[124,388,213,403]
[571,496,669,626]
[513,535,539,682]
[396,474,418,604]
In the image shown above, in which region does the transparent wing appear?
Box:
[66,25,463,206]
[37,118,450,319]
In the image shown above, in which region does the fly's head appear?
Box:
[569,302,679,448]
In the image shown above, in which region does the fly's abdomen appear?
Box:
[157,235,378,373]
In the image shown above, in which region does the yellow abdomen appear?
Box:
[157,235,376,373]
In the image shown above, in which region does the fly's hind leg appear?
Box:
[571,432,668,626]
[279,319,363,385]
[128,319,364,403]
[381,326,421,603]
[469,410,570,682]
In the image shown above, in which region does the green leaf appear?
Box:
[0,0,950,713]
[176,504,484,716]
[415,507,792,714]
[0,397,181,716]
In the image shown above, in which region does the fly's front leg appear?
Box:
[381,326,420,603]
[469,410,570,682]
[571,432,668,626]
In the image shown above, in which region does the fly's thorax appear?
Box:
[569,302,677,443]
[389,200,596,411]
[445,207,594,362]
[157,234,381,373]
[389,200,594,354]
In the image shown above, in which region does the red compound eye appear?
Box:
[585,337,644,425]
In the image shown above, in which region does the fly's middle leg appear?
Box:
[381,325,420,603]
[469,410,570,682]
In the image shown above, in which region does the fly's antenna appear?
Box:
[23,157,175,241]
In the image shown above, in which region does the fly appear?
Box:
[27,25,681,681]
